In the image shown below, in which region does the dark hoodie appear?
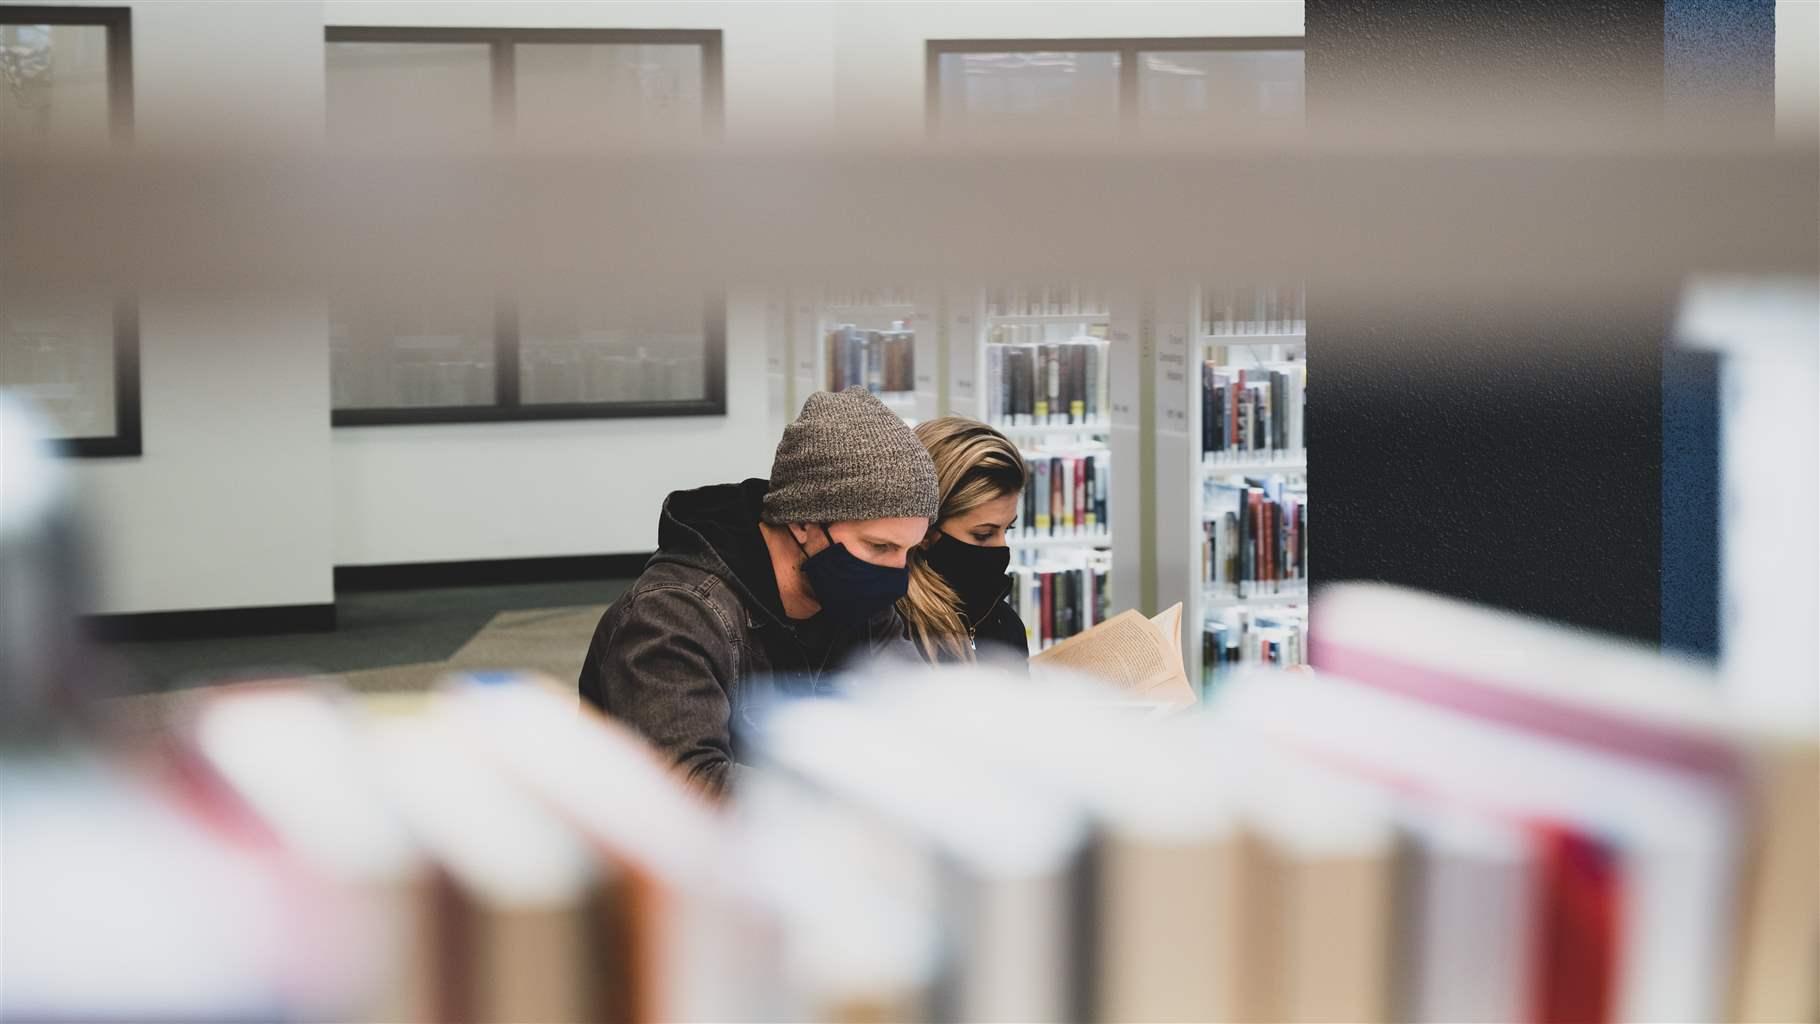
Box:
[579,479,916,797]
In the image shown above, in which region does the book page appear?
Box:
[1032,605,1197,707]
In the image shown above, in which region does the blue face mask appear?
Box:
[799,523,909,628]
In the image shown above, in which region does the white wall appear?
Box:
[331,289,769,564]
[57,1,335,615]
[323,0,1291,567]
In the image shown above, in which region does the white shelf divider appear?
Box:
[1201,454,1308,477]
[1008,531,1114,550]
[1201,590,1309,609]
[986,312,1114,326]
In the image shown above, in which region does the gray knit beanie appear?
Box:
[762,387,939,525]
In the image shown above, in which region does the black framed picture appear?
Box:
[0,6,142,457]
[323,26,727,426]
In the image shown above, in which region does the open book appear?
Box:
[1031,603,1198,708]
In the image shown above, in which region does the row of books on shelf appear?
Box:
[985,339,1111,428]
[1202,282,1307,336]
[1006,550,1112,652]
[989,321,1110,346]
[1201,360,1307,460]
[1203,480,1308,599]
[985,284,1109,319]
[1201,605,1307,695]
[826,323,915,394]
[1019,449,1109,540]
[15,584,1814,1023]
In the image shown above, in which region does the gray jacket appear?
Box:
[579,479,916,797]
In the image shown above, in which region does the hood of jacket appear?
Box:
[650,478,792,627]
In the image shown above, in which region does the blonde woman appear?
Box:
[898,417,1031,665]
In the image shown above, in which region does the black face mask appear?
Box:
[798,524,910,628]
[923,532,1012,618]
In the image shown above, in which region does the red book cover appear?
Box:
[1530,824,1621,1024]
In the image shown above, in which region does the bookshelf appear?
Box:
[1154,283,1309,694]
[803,286,941,425]
[945,285,1139,652]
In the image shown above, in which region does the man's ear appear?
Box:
[787,522,814,549]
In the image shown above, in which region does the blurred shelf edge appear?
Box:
[987,313,1113,325]
[1199,331,1306,345]
[1201,590,1308,608]
[1201,455,1308,477]
[1008,532,1113,549]
[990,421,1113,437]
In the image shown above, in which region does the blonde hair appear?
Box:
[898,417,1027,661]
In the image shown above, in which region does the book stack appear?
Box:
[1201,360,1306,465]
[986,284,1109,319]
[1017,447,1110,542]
[14,584,1814,1022]
[985,338,1111,428]
[1200,605,1308,695]
[826,323,914,395]
[1202,282,1307,336]
[1202,478,1308,600]
[738,587,1816,1023]
[1007,549,1112,653]
[10,674,734,1024]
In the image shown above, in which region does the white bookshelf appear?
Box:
[809,287,941,424]
[946,288,1138,648]
[1152,285,1311,693]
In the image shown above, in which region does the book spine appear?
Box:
[1049,456,1063,536]
[1096,340,1110,426]
[1062,347,1077,421]
[1096,454,1109,531]
[1200,362,1214,460]
[1073,457,1087,536]
[1033,344,1051,422]
[1034,459,1051,534]
[1016,346,1033,425]
[865,331,883,393]
[1046,343,1061,426]
[1022,473,1036,539]
[1082,456,1097,530]
[1040,571,1054,649]
[1059,458,1074,533]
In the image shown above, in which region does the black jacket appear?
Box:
[579,479,917,797]
[914,576,1032,670]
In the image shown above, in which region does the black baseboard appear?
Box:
[88,603,338,643]
[335,553,653,593]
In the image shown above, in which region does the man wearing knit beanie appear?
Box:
[580,387,937,798]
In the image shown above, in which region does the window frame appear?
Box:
[323,25,726,427]
[925,35,1305,137]
[2,6,141,457]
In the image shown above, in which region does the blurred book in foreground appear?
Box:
[7,582,1814,1023]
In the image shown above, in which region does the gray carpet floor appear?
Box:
[104,579,633,693]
